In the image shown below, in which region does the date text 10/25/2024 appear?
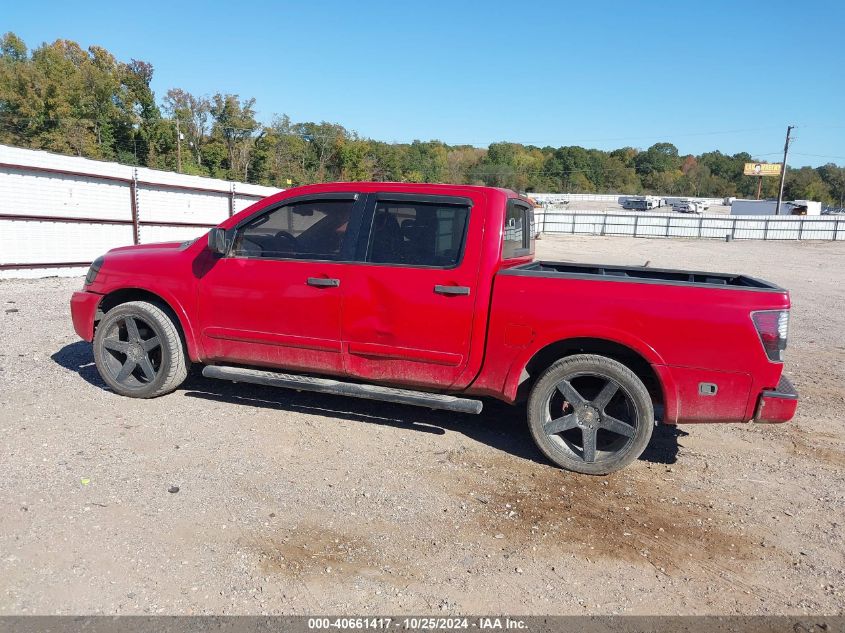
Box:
[307,618,527,630]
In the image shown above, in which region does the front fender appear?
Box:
[95,281,203,362]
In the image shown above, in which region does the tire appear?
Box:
[93,300,188,398]
[527,354,654,475]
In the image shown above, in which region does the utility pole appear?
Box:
[175,118,182,173]
[775,125,794,215]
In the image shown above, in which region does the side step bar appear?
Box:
[201,365,484,415]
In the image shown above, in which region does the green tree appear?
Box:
[162,88,210,173]
[403,140,448,183]
[817,163,845,207]
[209,93,260,181]
[784,167,832,203]
[601,156,641,193]
[634,142,681,176]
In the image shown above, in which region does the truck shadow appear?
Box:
[52,340,682,467]
[51,340,108,389]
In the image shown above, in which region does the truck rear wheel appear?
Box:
[527,354,654,475]
[93,300,188,398]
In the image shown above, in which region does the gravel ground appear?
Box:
[0,235,843,615]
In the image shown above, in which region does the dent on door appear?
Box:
[342,280,473,391]
[345,275,464,367]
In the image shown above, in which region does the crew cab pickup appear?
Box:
[70,183,798,474]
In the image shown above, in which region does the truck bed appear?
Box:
[503,260,782,291]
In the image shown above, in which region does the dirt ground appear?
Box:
[0,236,843,616]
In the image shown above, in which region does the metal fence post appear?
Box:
[730,218,736,240]
[229,183,236,217]
[130,168,140,245]
[697,216,703,238]
[798,218,804,240]
[633,215,639,238]
[764,219,770,240]
[836,218,842,241]
[601,214,607,236]
[665,216,670,238]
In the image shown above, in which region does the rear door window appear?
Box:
[365,199,470,268]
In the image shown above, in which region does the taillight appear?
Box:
[751,310,789,362]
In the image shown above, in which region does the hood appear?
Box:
[108,239,196,254]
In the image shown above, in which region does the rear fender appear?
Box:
[503,326,679,422]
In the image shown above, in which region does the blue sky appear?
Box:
[4,0,844,166]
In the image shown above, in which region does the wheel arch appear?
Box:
[509,335,676,423]
[96,287,201,362]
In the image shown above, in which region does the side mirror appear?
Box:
[207,228,230,256]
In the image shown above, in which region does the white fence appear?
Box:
[533,193,621,203]
[531,192,727,206]
[1,145,841,280]
[0,144,281,278]
[536,211,845,241]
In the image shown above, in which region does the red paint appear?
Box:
[341,186,490,388]
[197,258,347,375]
[70,182,798,425]
[755,391,799,423]
[471,272,791,422]
[754,377,798,423]
[670,367,752,422]
[70,290,101,340]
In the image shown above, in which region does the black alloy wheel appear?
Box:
[528,354,654,474]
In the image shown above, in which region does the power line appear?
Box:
[445,126,791,147]
[792,152,845,160]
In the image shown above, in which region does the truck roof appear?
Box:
[269,181,527,202]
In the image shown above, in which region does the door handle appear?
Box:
[307,277,340,288]
[434,285,470,296]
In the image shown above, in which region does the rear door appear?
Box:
[341,192,485,388]
[197,192,364,376]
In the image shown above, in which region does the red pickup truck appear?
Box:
[70,183,798,474]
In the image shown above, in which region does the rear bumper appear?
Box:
[754,375,798,423]
[70,291,102,341]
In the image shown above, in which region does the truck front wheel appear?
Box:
[93,300,189,398]
[527,354,654,475]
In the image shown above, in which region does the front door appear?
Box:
[341,192,484,389]
[197,193,363,376]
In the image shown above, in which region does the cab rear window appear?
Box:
[503,199,535,259]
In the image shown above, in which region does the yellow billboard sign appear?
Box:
[744,162,782,177]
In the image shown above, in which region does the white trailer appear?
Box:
[620,195,661,210]
[670,199,704,214]
[791,200,822,215]
[731,199,821,216]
